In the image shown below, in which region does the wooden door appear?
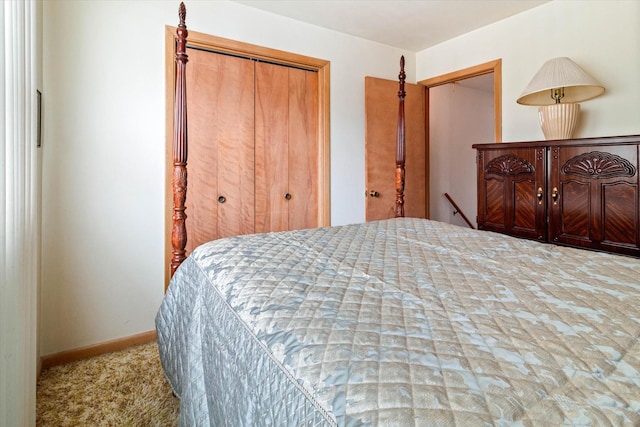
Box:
[476,147,546,240]
[365,77,427,221]
[255,62,319,233]
[255,62,289,233]
[549,144,640,255]
[185,47,255,252]
[287,67,319,230]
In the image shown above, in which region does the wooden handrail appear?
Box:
[444,193,475,229]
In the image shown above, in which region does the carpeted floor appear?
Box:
[37,341,179,426]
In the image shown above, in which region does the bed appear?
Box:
[156,4,640,426]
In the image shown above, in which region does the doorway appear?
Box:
[419,59,502,228]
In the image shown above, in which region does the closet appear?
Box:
[184,47,320,253]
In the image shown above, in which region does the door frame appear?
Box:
[418,59,502,144]
[419,59,502,222]
[164,27,331,288]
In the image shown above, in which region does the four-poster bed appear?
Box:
[157,4,640,425]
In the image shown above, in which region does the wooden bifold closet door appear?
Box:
[255,61,319,234]
[185,47,319,253]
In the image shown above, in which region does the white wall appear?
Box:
[417,0,640,142]
[430,82,494,228]
[41,1,412,354]
[42,0,640,355]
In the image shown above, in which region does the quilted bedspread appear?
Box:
[156,218,640,426]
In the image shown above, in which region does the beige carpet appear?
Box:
[37,341,179,426]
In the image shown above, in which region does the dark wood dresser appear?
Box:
[473,135,640,257]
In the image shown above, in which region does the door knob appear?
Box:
[284,193,291,200]
[369,191,380,197]
[218,196,226,203]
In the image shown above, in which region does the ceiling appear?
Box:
[234,0,549,52]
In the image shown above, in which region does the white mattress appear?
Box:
[156,218,640,426]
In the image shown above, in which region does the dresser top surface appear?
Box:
[473,134,640,150]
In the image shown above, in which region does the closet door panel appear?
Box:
[218,57,256,239]
[211,52,256,240]
[185,48,218,253]
[185,48,255,249]
[288,67,319,231]
[255,62,289,233]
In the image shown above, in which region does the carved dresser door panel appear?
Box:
[549,145,640,253]
[476,147,546,240]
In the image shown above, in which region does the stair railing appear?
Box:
[443,193,475,229]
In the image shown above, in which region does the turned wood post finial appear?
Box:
[395,55,406,218]
[179,2,186,26]
[176,2,188,66]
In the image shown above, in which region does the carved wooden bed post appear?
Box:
[395,56,406,218]
[171,2,189,277]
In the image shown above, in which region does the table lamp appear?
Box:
[517,57,605,140]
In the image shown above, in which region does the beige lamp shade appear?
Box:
[517,57,605,139]
[517,57,605,105]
